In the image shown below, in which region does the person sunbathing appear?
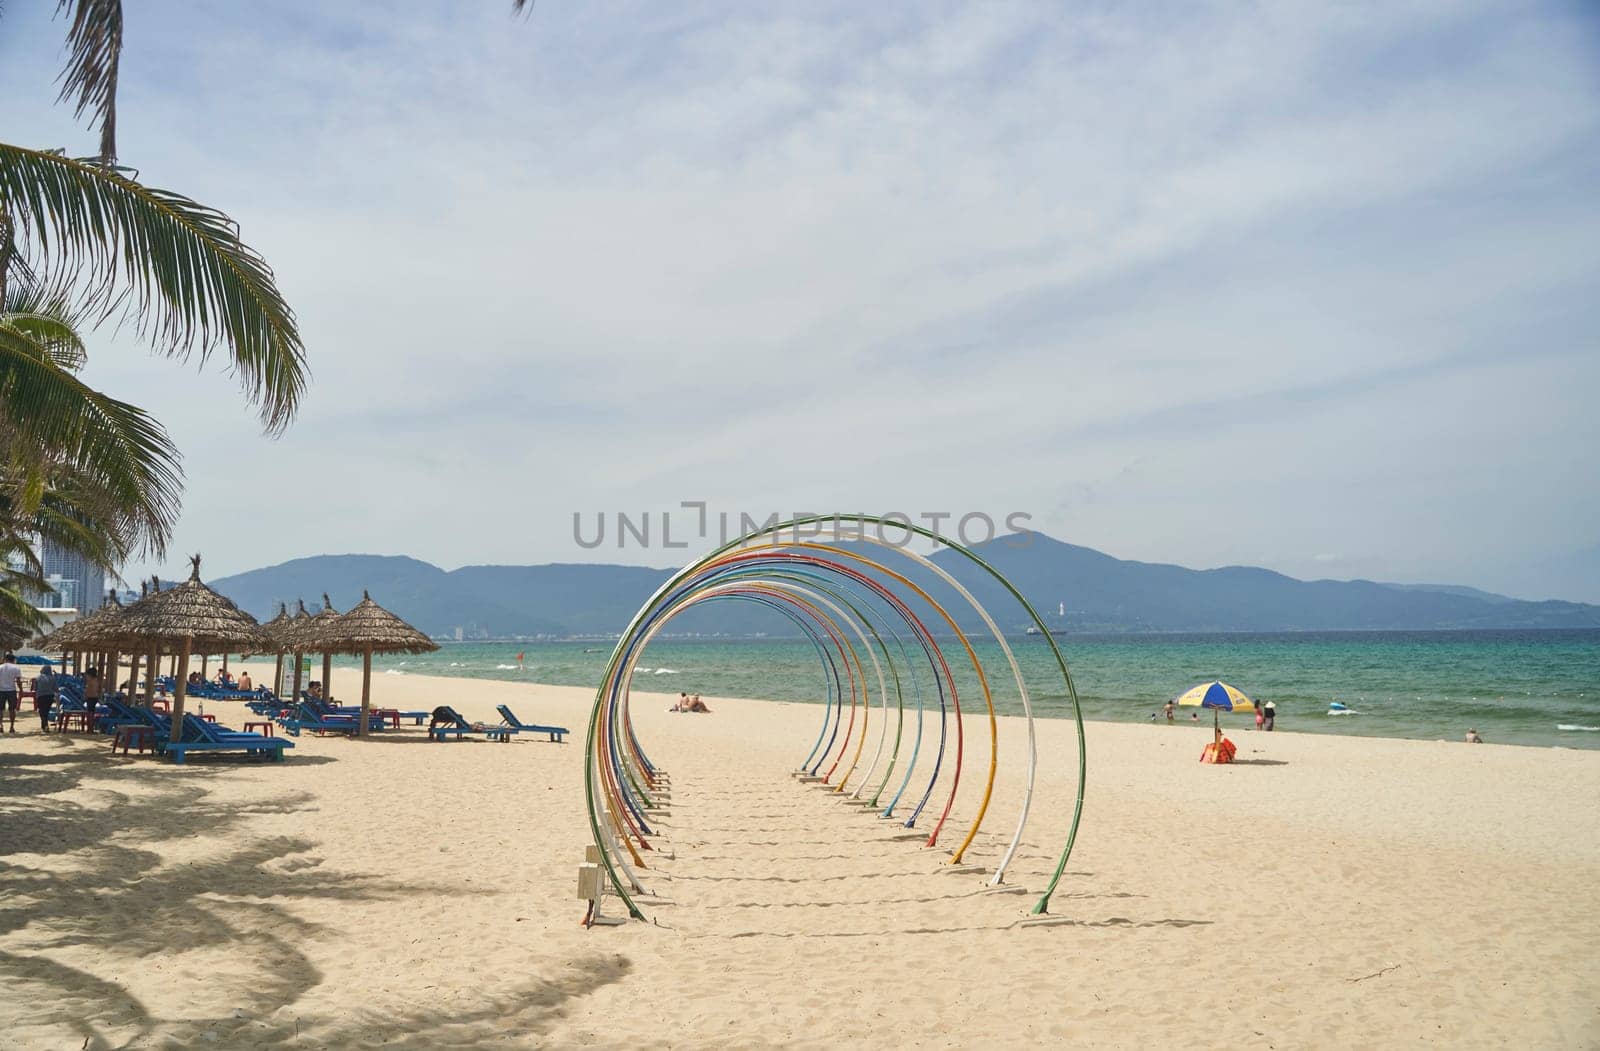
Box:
[686,693,711,713]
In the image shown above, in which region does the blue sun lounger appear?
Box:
[494,705,569,743]
[160,714,294,764]
[429,706,515,742]
[283,702,385,737]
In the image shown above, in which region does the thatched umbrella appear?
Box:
[38,589,115,654]
[43,590,125,684]
[116,555,267,741]
[280,599,315,707]
[297,594,344,708]
[324,590,438,737]
[256,602,292,697]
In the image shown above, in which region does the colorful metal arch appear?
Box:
[582,515,1087,923]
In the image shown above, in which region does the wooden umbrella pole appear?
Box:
[170,637,192,755]
[274,651,284,700]
[147,646,160,704]
[292,650,304,708]
[127,651,140,705]
[323,651,332,705]
[359,645,372,739]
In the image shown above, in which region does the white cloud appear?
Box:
[2,1,1596,598]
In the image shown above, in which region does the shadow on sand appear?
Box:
[0,739,629,1048]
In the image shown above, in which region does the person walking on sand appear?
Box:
[33,663,58,732]
[0,653,22,733]
[1263,698,1276,731]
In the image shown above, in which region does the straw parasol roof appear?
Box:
[251,602,293,655]
[117,556,265,654]
[263,601,291,642]
[291,594,345,714]
[326,591,439,656]
[38,590,123,650]
[115,555,265,740]
[281,599,313,651]
[291,594,343,652]
[322,590,438,737]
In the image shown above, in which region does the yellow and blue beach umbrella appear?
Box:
[1174,681,1255,714]
[1175,681,1255,755]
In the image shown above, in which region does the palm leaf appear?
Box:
[0,322,181,557]
[55,0,124,164]
[0,142,307,432]
[3,281,89,369]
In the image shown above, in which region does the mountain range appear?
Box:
[207,533,1600,637]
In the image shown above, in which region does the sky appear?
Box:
[2,1,1598,601]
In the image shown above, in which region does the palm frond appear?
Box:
[55,0,124,164]
[0,142,308,432]
[0,586,52,640]
[2,281,89,369]
[0,322,181,557]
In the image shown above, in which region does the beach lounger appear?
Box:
[429,706,516,742]
[164,714,294,764]
[283,702,383,737]
[495,704,569,743]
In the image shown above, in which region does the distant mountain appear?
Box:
[925,535,1600,632]
[1379,582,1516,604]
[207,534,1600,637]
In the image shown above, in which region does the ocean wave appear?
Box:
[494,663,521,670]
[1557,723,1599,732]
[653,667,680,675]
[385,669,406,676]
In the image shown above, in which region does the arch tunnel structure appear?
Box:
[582,514,1088,924]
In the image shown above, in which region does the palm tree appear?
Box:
[0,146,307,433]
[0,280,181,641]
[49,0,532,166]
[1,0,308,432]
[0,279,181,541]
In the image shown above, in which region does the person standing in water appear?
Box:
[1263,698,1276,731]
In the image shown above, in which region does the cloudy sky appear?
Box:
[3,1,1598,600]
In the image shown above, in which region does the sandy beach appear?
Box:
[2,663,1597,1049]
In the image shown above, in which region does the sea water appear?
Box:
[330,630,1599,750]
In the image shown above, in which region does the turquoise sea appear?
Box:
[311,630,1600,750]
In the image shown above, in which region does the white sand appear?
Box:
[2,664,1597,1048]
